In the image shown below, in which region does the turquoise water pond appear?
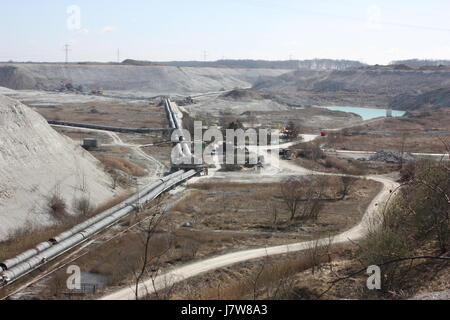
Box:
[322,106,406,121]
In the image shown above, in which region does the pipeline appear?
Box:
[1,98,198,285]
[165,99,193,160]
[0,171,185,272]
[0,170,197,285]
[48,120,172,134]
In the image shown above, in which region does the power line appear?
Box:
[64,44,71,64]
[233,0,450,32]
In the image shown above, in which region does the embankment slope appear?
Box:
[0,95,116,240]
[0,64,289,96]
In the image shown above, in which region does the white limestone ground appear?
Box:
[185,95,290,118]
[0,64,289,97]
[0,86,147,106]
[0,95,118,241]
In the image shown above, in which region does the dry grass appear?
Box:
[170,240,446,300]
[325,109,450,153]
[53,228,215,290]
[31,101,167,129]
[199,257,316,300]
[0,191,133,263]
[97,156,147,177]
[172,180,381,235]
[0,224,69,263]
[172,243,349,300]
[294,155,398,175]
[91,191,133,215]
[34,177,380,299]
[327,134,450,153]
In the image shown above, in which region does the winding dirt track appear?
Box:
[101,136,399,300]
[51,124,166,179]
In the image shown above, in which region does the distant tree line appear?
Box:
[391,59,450,67]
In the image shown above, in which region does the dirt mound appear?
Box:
[220,89,266,100]
[0,95,116,240]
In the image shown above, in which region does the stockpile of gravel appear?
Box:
[369,150,414,163]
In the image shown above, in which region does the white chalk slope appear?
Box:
[0,95,116,240]
[0,64,289,96]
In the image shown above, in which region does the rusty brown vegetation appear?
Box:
[97,156,147,177]
[0,191,133,262]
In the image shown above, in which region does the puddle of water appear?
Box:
[80,272,108,289]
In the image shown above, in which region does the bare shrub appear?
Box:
[106,167,129,190]
[305,237,334,276]
[133,202,176,300]
[266,200,279,230]
[357,226,411,291]
[98,156,147,177]
[297,141,324,161]
[280,176,326,222]
[399,161,416,182]
[195,246,340,300]
[324,157,348,170]
[323,157,366,175]
[280,178,304,222]
[402,160,450,253]
[108,168,121,190]
[73,196,93,217]
[357,156,449,292]
[344,160,367,176]
[340,176,357,199]
[179,239,201,261]
[46,272,70,299]
[48,193,68,220]
[285,121,301,141]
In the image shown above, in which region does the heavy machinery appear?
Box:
[90,88,104,96]
[280,149,293,160]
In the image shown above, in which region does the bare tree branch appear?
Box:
[318,255,450,299]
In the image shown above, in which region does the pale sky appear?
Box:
[1,0,450,64]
